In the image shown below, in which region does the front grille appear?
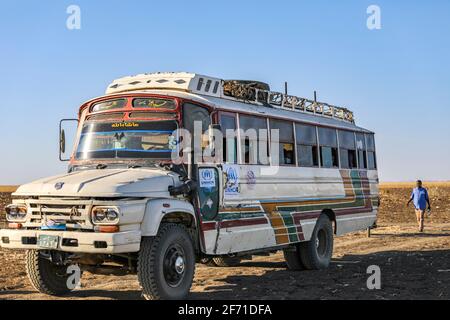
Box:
[24,198,94,230]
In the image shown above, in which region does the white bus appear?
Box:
[0,72,379,299]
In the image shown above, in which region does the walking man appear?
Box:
[407,180,431,232]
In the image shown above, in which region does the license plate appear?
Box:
[37,235,60,249]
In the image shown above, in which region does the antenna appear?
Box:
[284,82,288,95]
[314,90,317,103]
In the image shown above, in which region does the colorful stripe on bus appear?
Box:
[202,170,376,246]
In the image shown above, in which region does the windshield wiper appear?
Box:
[96,164,108,169]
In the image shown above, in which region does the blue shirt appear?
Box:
[411,187,429,210]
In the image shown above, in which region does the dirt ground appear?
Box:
[0,183,449,300]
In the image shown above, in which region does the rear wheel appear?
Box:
[298,215,334,270]
[137,224,195,300]
[25,250,76,296]
[211,256,242,267]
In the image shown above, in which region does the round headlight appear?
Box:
[5,204,27,222]
[93,208,106,222]
[106,209,119,221]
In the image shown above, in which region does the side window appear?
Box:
[318,127,339,168]
[182,103,211,162]
[356,133,367,169]
[219,113,237,164]
[338,130,357,169]
[270,119,295,165]
[239,115,268,165]
[366,134,377,169]
[295,123,319,167]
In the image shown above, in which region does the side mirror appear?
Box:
[59,119,79,161]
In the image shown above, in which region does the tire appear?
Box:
[137,224,196,300]
[211,256,242,267]
[283,246,306,270]
[25,250,75,296]
[298,215,334,270]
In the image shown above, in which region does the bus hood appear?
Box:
[13,168,178,198]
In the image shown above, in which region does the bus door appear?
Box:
[197,165,222,221]
[196,164,224,254]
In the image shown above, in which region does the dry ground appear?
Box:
[0,183,449,300]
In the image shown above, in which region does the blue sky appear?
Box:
[0,0,449,184]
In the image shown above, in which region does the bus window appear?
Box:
[318,127,339,168]
[366,134,377,169]
[183,103,210,133]
[87,113,125,121]
[356,133,367,169]
[270,119,295,165]
[91,99,127,112]
[220,113,237,164]
[295,123,318,167]
[132,98,176,109]
[239,115,268,165]
[182,103,211,162]
[338,130,357,169]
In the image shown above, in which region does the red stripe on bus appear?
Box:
[202,217,269,231]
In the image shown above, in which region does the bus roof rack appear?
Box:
[106,72,355,124]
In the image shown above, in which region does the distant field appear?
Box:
[0,186,18,193]
[380,181,450,188]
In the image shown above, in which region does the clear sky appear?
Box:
[1,0,449,184]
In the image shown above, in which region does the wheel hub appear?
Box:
[163,244,186,287]
[316,229,327,257]
[175,256,185,274]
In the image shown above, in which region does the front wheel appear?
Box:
[298,215,334,270]
[25,250,76,296]
[137,224,196,300]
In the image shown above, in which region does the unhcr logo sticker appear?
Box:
[199,168,215,189]
[224,165,239,195]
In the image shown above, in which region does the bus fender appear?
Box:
[140,199,197,237]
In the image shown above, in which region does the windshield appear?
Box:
[75,120,178,160]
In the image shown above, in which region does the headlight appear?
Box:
[5,204,28,222]
[91,207,120,225]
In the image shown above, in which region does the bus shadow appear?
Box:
[238,260,286,268]
[190,249,450,300]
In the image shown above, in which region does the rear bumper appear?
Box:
[0,229,141,254]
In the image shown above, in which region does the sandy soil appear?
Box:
[0,183,449,300]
